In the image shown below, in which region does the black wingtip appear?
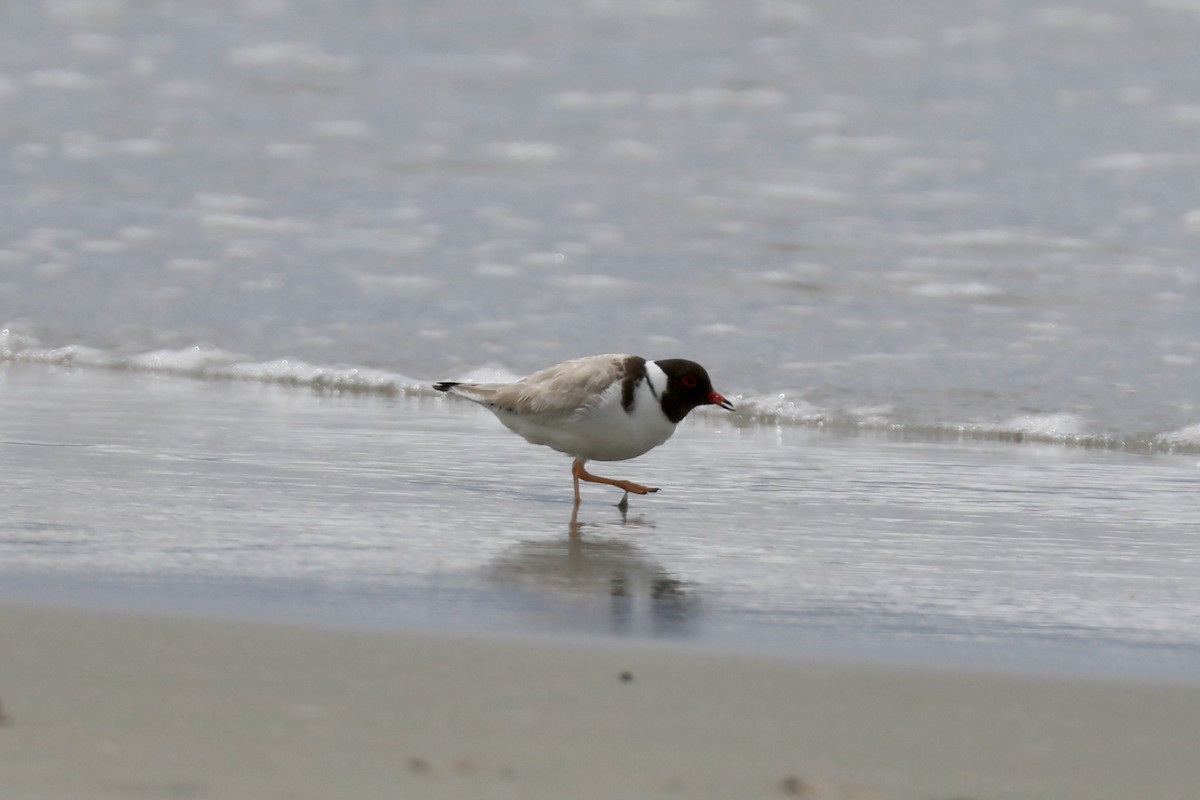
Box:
[433,381,460,393]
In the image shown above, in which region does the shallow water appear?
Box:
[3,365,1198,682]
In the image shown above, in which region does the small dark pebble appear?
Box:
[407,757,431,775]
[780,775,814,796]
[619,671,634,683]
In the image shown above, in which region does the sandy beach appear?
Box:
[3,602,1198,800]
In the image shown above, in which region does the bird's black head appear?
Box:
[654,358,734,423]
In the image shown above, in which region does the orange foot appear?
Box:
[571,458,659,504]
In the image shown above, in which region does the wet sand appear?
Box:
[4,602,1200,800]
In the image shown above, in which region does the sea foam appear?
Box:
[1155,423,1200,448]
[5,328,1200,455]
[0,329,421,397]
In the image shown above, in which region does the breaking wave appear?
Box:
[1,327,419,397]
[4,327,1199,455]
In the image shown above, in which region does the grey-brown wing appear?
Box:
[464,354,630,417]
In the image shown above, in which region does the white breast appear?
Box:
[494,361,677,462]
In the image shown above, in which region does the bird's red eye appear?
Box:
[681,374,698,388]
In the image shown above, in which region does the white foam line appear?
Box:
[4,329,1198,454]
[1,332,423,397]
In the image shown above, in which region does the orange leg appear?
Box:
[571,458,659,504]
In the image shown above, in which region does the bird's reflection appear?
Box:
[485,505,700,637]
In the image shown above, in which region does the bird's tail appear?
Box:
[433,381,503,408]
